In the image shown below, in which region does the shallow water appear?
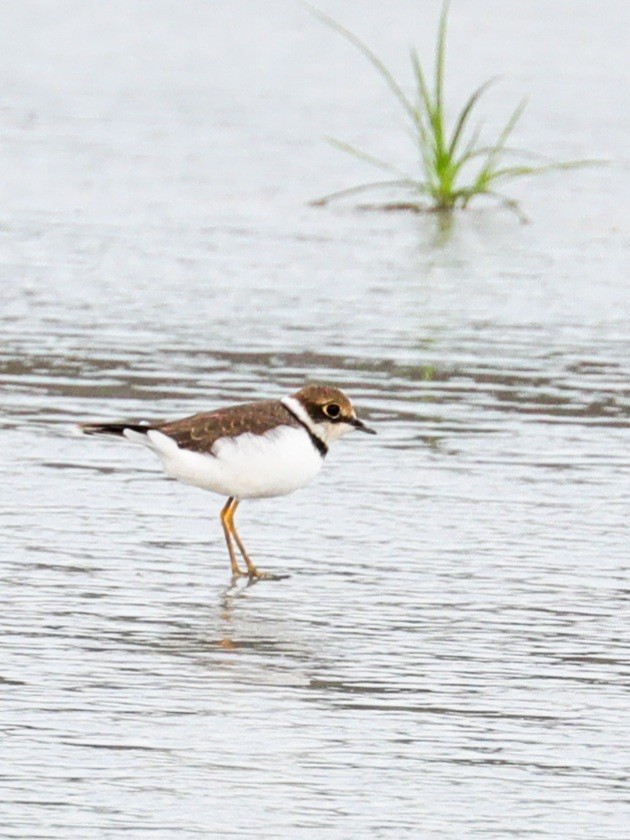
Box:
[1,1,629,838]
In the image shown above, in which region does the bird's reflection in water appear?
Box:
[216,574,263,650]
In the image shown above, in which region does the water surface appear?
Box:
[1,1,629,838]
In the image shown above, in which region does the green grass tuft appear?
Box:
[311,1,599,218]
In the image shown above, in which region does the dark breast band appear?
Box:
[281,404,328,458]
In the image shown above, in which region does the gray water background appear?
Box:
[1,1,629,837]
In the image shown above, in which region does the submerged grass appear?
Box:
[311,1,597,218]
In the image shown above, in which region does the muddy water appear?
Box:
[1,1,629,838]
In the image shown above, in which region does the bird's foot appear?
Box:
[247,569,290,582]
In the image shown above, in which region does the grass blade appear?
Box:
[310,178,426,207]
[485,158,604,184]
[434,0,450,123]
[310,6,416,123]
[448,78,497,159]
[477,97,528,182]
[409,47,433,129]
[326,137,410,177]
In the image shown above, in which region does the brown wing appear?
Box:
[157,399,300,454]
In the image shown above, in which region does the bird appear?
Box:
[81,384,375,579]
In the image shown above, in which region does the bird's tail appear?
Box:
[80,421,153,437]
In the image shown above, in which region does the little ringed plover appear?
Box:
[81,384,375,579]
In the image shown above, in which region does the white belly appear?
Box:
[125,425,324,499]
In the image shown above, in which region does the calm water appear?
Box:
[1,1,629,838]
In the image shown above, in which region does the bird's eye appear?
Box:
[324,403,341,419]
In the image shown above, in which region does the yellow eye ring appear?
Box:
[324,403,341,419]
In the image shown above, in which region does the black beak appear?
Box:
[351,417,376,435]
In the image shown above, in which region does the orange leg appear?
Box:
[220,497,265,579]
[220,497,245,577]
